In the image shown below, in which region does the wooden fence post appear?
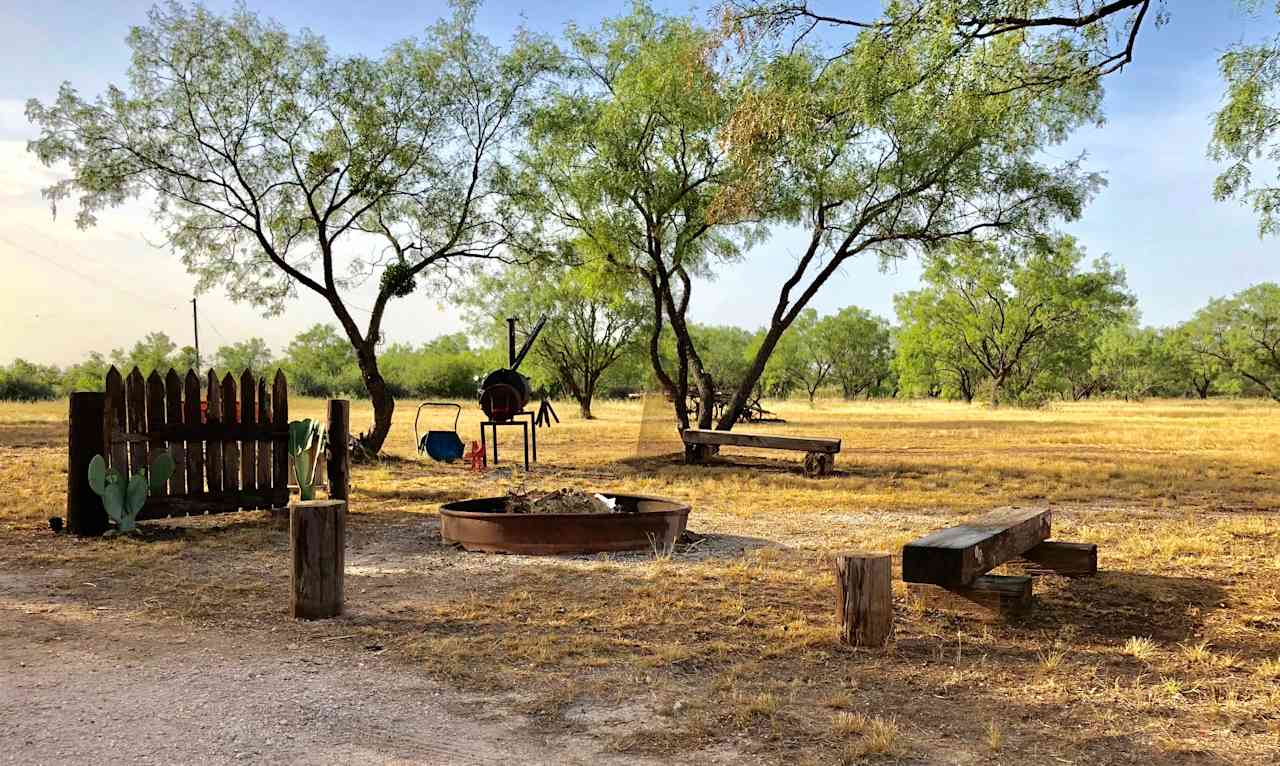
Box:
[290,499,345,619]
[67,392,108,536]
[834,552,894,648]
[326,400,350,501]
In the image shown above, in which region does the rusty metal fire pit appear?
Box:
[439,493,690,554]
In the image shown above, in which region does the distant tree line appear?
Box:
[5,266,1280,407]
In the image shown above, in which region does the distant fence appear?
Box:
[65,366,349,535]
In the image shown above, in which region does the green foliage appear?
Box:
[287,419,326,501]
[280,325,361,397]
[110,332,182,376]
[1088,323,1169,400]
[86,451,174,533]
[0,359,62,400]
[815,308,894,400]
[213,338,274,375]
[1188,283,1280,401]
[379,335,487,399]
[895,235,1134,404]
[1211,36,1280,236]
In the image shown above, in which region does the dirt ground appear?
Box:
[1,397,1278,764]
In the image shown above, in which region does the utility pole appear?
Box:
[191,298,200,370]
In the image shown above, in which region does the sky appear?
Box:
[0,0,1277,365]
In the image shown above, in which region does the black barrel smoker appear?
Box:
[476,316,548,469]
[480,315,546,422]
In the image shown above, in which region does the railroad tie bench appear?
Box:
[900,506,1098,617]
[681,428,841,476]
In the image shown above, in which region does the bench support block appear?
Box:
[908,574,1033,620]
[1018,540,1097,577]
[804,451,834,476]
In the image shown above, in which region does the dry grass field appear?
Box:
[2,396,1279,763]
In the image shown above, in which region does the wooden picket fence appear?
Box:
[102,365,290,520]
[65,367,351,535]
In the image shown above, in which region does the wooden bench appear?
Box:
[902,507,1097,618]
[681,428,841,476]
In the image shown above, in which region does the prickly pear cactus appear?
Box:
[86,451,174,533]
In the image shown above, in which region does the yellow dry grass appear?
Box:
[1,396,1278,763]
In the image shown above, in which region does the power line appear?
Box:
[0,234,184,312]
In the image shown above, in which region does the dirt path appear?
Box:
[0,571,722,766]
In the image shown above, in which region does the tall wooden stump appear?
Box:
[326,400,350,501]
[66,392,108,536]
[290,499,346,620]
[833,552,894,648]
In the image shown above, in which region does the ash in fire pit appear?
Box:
[505,488,629,515]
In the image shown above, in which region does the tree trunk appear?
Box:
[355,342,394,456]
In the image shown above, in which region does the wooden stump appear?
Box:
[833,552,894,648]
[290,499,346,620]
[803,451,834,477]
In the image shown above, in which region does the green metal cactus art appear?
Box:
[288,419,326,501]
[87,451,175,533]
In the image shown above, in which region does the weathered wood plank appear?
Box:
[1017,540,1097,577]
[901,507,1051,586]
[221,373,240,493]
[205,370,223,493]
[126,367,146,478]
[138,490,291,519]
[165,369,186,495]
[834,552,894,648]
[272,370,289,496]
[681,428,840,453]
[240,370,257,495]
[184,370,204,494]
[104,366,128,474]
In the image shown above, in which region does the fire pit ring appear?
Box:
[439,493,690,555]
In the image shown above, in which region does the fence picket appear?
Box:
[165,370,186,495]
[257,376,271,493]
[206,370,224,493]
[221,373,240,494]
[126,368,146,477]
[184,370,203,494]
[272,370,289,497]
[105,367,127,473]
[240,370,257,496]
[145,371,167,497]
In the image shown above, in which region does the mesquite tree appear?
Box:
[26,2,554,455]
[516,7,758,431]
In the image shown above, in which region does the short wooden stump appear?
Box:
[290,499,346,620]
[833,552,894,648]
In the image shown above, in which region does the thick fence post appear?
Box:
[67,392,108,536]
[326,400,350,501]
[290,499,346,619]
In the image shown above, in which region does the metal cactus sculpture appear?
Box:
[288,419,326,501]
[86,451,175,533]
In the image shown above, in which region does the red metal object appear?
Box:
[439,493,690,555]
[465,440,485,472]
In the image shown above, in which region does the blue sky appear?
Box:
[1,0,1277,364]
